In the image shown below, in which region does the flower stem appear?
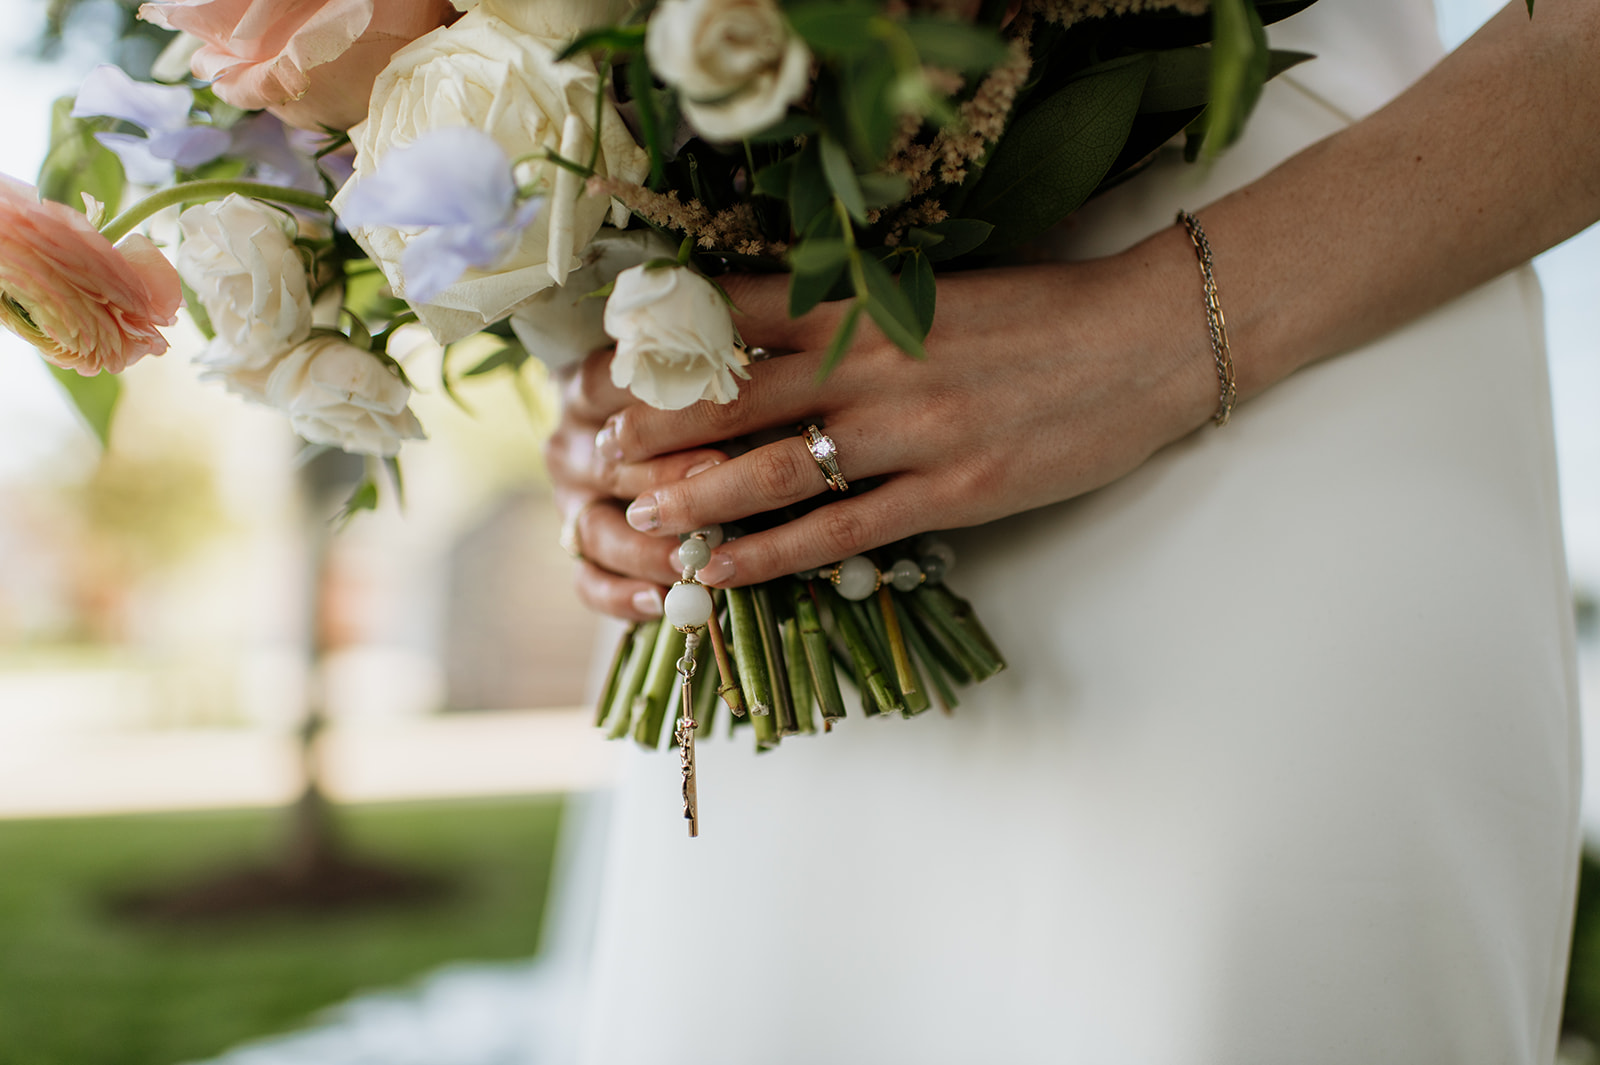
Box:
[100,180,330,244]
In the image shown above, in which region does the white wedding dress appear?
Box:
[574,2,1582,1062]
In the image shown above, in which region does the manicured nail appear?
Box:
[595,417,623,463]
[631,589,663,617]
[685,458,721,478]
[698,553,736,586]
[626,494,660,532]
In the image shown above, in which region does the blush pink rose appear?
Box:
[0,177,181,376]
[138,0,458,132]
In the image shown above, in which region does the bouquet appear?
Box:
[1,0,1317,834]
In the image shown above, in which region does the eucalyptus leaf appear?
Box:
[858,171,910,209]
[37,97,125,217]
[788,238,852,274]
[860,255,925,359]
[965,56,1153,252]
[789,258,848,318]
[1202,0,1269,154]
[753,156,796,199]
[1138,46,1312,114]
[46,363,120,448]
[903,17,1010,73]
[820,135,867,224]
[787,140,831,234]
[817,300,864,380]
[464,341,532,378]
[899,250,937,339]
[787,3,876,56]
[906,218,994,262]
[626,56,667,187]
[556,24,646,62]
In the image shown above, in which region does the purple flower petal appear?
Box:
[147,126,231,169]
[336,128,518,231]
[72,64,193,133]
[228,113,322,191]
[93,131,175,185]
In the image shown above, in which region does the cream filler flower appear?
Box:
[604,263,748,411]
[645,0,812,142]
[332,4,650,345]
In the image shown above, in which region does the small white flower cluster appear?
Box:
[178,195,424,457]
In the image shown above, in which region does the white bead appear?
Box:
[664,581,714,629]
[678,536,712,571]
[834,556,879,601]
[683,524,724,549]
[889,558,921,592]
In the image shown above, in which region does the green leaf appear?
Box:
[335,477,380,528]
[899,250,937,338]
[860,255,925,359]
[626,56,667,188]
[786,3,876,56]
[556,24,645,62]
[1527,0,1535,14]
[37,97,125,218]
[744,114,819,144]
[858,171,910,210]
[789,261,847,318]
[1139,46,1312,114]
[904,17,1010,72]
[46,363,120,448]
[816,300,864,380]
[788,239,852,274]
[964,56,1153,253]
[464,341,532,377]
[1202,0,1270,154]
[905,218,994,262]
[819,136,867,224]
[753,156,796,199]
[787,140,831,234]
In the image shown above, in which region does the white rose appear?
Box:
[604,264,748,410]
[265,334,426,457]
[177,194,312,374]
[509,228,675,371]
[332,7,650,346]
[645,0,811,141]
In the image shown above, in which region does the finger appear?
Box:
[608,448,729,500]
[546,421,610,494]
[562,346,633,423]
[696,476,932,587]
[572,501,682,586]
[573,560,669,622]
[623,427,889,537]
[606,349,833,462]
[723,273,855,354]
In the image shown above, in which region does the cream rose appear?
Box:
[604,264,747,410]
[177,195,313,376]
[264,334,425,457]
[332,6,650,345]
[645,0,811,141]
[509,228,674,372]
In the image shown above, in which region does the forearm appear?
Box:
[1138,0,1600,409]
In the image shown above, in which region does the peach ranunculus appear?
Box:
[0,176,181,376]
[137,0,458,132]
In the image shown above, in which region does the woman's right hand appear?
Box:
[546,347,728,620]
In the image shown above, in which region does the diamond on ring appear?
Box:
[802,425,848,492]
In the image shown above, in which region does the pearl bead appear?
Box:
[681,524,724,549]
[664,581,714,629]
[889,558,921,592]
[834,556,880,601]
[678,537,712,571]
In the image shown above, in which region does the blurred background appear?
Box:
[0,1,1595,1063]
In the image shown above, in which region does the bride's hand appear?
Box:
[596,233,1221,588]
[546,351,728,619]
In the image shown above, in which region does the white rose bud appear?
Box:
[508,228,675,372]
[177,194,312,374]
[332,7,650,346]
[645,0,812,141]
[265,334,427,457]
[604,264,748,410]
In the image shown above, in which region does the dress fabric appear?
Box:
[575,2,1582,1062]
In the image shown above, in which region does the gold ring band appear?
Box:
[802,425,848,492]
[560,499,606,561]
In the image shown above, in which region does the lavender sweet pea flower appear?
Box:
[334,127,543,305]
[225,113,323,192]
[71,64,229,184]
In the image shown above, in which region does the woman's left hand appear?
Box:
[594,230,1222,588]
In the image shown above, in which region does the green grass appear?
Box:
[0,797,563,1065]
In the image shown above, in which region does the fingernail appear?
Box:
[595,417,623,463]
[698,553,736,586]
[626,494,660,532]
[685,459,721,478]
[631,589,663,617]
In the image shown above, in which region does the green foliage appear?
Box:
[965,55,1154,253]
[786,3,877,56]
[1201,0,1270,155]
[819,300,863,379]
[46,363,120,449]
[0,800,561,1065]
[1139,46,1312,114]
[860,254,925,358]
[819,134,867,224]
[37,96,125,218]
[898,249,937,338]
[902,16,1011,73]
[904,218,994,262]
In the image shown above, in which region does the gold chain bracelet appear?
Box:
[1176,210,1237,427]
